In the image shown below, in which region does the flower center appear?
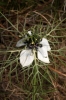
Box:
[24,36,42,49]
[28,43,42,49]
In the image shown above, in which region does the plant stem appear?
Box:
[32,50,37,100]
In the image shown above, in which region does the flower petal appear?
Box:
[37,47,50,63]
[20,50,34,67]
[40,38,51,51]
[16,38,26,47]
[28,31,32,35]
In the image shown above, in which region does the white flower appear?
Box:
[16,31,51,67]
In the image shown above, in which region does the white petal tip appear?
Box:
[28,31,32,35]
[16,39,25,47]
[37,47,50,64]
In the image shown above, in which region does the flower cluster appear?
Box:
[16,31,51,67]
